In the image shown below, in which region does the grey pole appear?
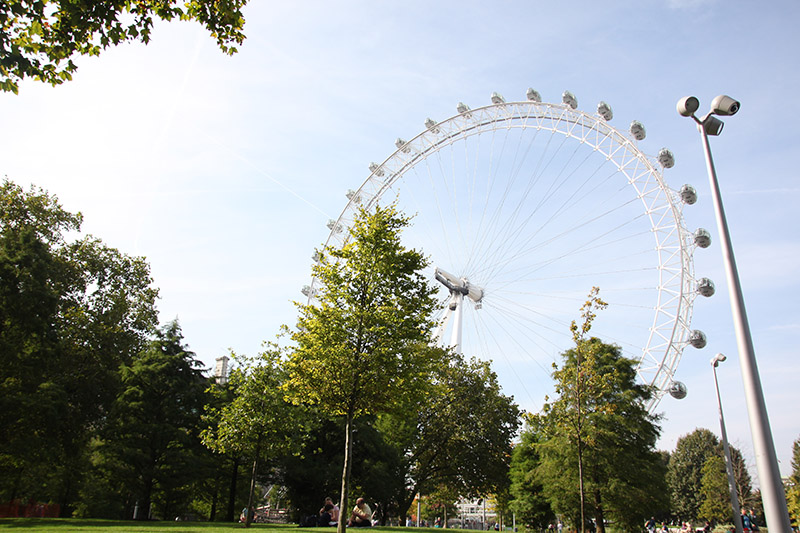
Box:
[712,354,744,533]
[690,103,792,532]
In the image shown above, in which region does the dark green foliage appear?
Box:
[508,425,556,530]
[534,337,667,532]
[786,437,800,524]
[1,0,249,93]
[281,415,401,524]
[699,454,731,523]
[666,428,721,521]
[90,321,209,520]
[202,349,304,527]
[377,353,521,522]
[0,180,158,514]
[419,484,460,525]
[284,204,448,533]
[725,445,752,511]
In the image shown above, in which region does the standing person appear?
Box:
[646,517,656,532]
[748,510,759,531]
[348,497,373,527]
[741,508,752,532]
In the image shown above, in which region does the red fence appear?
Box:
[0,501,61,518]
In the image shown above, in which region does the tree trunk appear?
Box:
[593,489,605,533]
[576,366,585,533]
[209,472,221,521]
[58,470,74,518]
[245,439,261,528]
[226,457,239,522]
[337,405,356,533]
[140,480,152,521]
[398,486,418,526]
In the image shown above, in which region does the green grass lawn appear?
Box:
[0,520,432,533]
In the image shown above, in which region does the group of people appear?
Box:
[317,496,373,528]
[740,508,760,531]
[648,509,760,533]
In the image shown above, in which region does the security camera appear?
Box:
[710,94,740,116]
[677,96,700,117]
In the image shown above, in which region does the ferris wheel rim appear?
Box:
[309,96,697,412]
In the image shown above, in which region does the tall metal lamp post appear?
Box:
[677,95,792,531]
[711,353,744,533]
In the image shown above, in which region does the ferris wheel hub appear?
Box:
[434,267,484,304]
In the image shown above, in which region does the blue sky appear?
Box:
[2,0,798,481]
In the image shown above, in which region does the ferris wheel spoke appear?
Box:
[313,93,699,412]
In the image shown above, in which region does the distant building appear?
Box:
[214,355,229,385]
[455,498,497,530]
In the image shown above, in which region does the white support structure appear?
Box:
[433,267,483,354]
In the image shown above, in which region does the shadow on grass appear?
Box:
[0,518,274,530]
[0,520,424,532]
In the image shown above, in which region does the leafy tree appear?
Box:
[0,179,158,513]
[283,204,447,533]
[280,414,402,525]
[202,348,302,528]
[534,289,667,533]
[0,182,68,502]
[699,454,731,524]
[508,421,556,530]
[729,445,753,510]
[92,320,208,520]
[378,353,520,522]
[667,429,721,522]
[192,376,248,523]
[420,484,460,526]
[787,437,800,526]
[279,416,345,521]
[1,0,249,93]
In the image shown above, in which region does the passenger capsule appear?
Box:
[457,102,471,116]
[658,148,675,169]
[562,90,578,109]
[346,189,361,204]
[697,278,716,297]
[368,163,384,177]
[395,138,410,153]
[669,381,688,400]
[680,184,698,205]
[694,228,712,248]
[630,121,646,140]
[597,101,613,121]
[491,92,505,104]
[301,285,317,298]
[689,330,707,349]
[526,88,542,102]
[425,118,440,133]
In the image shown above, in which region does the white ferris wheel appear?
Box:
[303,89,714,412]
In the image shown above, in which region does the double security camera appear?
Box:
[676,94,740,118]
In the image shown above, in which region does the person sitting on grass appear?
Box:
[348,497,372,527]
[323,496,339,525]
[318,503,335,527]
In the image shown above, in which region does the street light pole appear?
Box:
[678,95,791,532]
[711,353,744,533]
